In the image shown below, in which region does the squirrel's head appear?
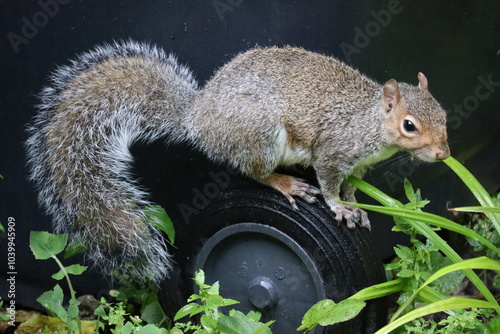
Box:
[381,73,450,162]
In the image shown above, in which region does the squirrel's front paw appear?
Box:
[326,199,371,230]
[264,173,321,210]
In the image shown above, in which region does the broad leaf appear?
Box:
[144,205,175,244]
[36,285,67,321]
[52,264,87,280]
[217,314,273,334]
[141,301,167,325]
[64,238,88,259]
[30,231,67,259]
[298,298,366,331]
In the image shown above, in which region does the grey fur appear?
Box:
[26,40,198,282]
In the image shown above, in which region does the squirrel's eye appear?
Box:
[403,119,416,132]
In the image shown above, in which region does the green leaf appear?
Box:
[30,231,67,260]
[67,299,81,319]
[200,313,218,330]
[64,238,88,259]
[343,203,500,258]
[52,264,88,280]
[137,324,168,334]
[415,257,500,307]
[217,314,273,334]
[194,270,205,287]
[427,252,465,296]
[222,298,240,307]
[348,279,407,302]
[254,321,275,334]
[392,257,500,321]
[207,281,220,295]
[397,269,415,278]
[347,175,403,207]
[443,157,500,234]
[121,321,134,334]
[245,310,262,323]
[0,221,4,233]
[144,205,175,244]
[169,327,184,334]
[141,301,167,325]
[94,303,108,319]
[298,299,335,331]
[404,179,416,204]
[174,303,200,321]
[394,246,413,261]
[375,298,500,334]
[36,285,67,321]
[187,293,201,302]
[205,295,224,309]
[449,206,500,214]
[298,298,366,331]
[486,315,500,333]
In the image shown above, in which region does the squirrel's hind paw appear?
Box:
[263,172,321,210]
[326,200,371,230]
[350,206,371,230]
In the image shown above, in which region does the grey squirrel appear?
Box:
[26,40,449,282]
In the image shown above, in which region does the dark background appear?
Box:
[1,0,499,310]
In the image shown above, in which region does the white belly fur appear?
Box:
[276,127,313,166]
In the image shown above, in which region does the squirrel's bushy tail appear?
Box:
[26,40,198,282]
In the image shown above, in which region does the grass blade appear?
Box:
[348,279,407,301]
[443,157,500,234]
[448,206,500,215]
[392,257,500,320]
[341,203,500,257]
[375,298,500,334]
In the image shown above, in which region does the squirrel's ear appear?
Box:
[417,72,428,90]
[382,79,401,113]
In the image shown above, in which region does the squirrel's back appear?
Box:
[188,46,381,178]
[26,40,198,282]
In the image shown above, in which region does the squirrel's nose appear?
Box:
[435,144,450,160]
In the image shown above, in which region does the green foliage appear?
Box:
[400,309,497,334]
[29,230,273,333]
[30,231,68,260]
[110,271,168,327]
[173,270,274,333]
[30,231,85,334]
[64,238,89,259]
[297,298,366,333]
[325,156,500,334]
[94,299,169,334]
[29,231,173,333]
[144,204,176,244]
[461,193,500,260]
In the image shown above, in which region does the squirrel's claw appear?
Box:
[264,173,321,209]
[327,199,371,230]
